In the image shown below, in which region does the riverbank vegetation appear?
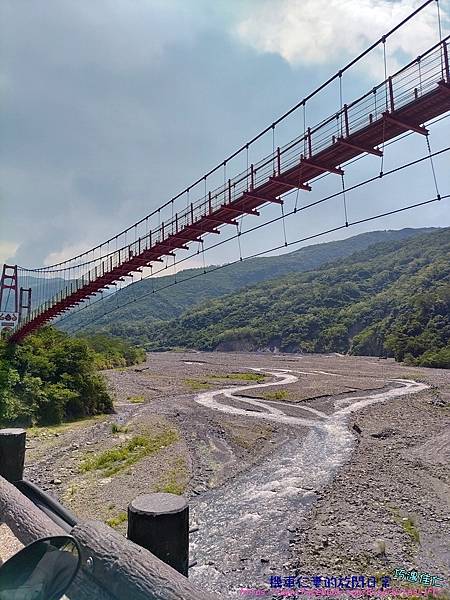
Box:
[0,327,145,426]
[79,333,145,369]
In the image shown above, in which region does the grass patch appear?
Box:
[210,372,266,383]
[185,372,266,391]
[128,395,145,404]
[155,456,189,495]
[63,484,78,502]
[400,372,423,380]
[106,512,128,528]
[389,506,420,545]
[184,379,212,391]
[263,389,288,401]
[111,423,128,434]
[401,516,420,544]
[80,429,178,477]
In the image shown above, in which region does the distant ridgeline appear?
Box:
[58,227,435,332]
[61,227,449,368]
[1,276,114,312]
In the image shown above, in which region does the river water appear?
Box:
[189,368,428,598]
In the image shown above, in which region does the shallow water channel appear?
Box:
[189,367,428,597]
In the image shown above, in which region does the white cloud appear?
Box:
[234,0,449,71]
[0,241,19,264]
[143,255,207,278]
[44,243,93,267]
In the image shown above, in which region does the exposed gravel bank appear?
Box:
[12,352,449,598]
[288,379,450,584]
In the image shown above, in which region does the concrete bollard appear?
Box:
[127,493,189,576]
[0,428,26,482]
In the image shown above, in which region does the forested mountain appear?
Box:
[133,228,450,367]
[59,228,435,336]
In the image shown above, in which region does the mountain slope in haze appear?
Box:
[2,276,67,312]
[58,228,435,335]
[140,228,450,367]
[2,276,114,313]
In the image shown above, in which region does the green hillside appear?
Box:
[138,228,450,368]
[58,228,434,336]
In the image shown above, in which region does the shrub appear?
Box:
[416,345,450,369]
[81,334,146,369]
[0,327,113,426]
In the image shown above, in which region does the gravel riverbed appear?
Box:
[15,352,450,598]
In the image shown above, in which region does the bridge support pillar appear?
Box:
[127,492,189,576]
[0,428,26,482]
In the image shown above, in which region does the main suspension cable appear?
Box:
[56,142,450,325]
[65,192,449,335]
[54,142,450,329]
[19,0,439,272]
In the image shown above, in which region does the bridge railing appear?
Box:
[88,39,448,248]
[12,34,450,338]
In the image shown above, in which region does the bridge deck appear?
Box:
[11,38,450,342]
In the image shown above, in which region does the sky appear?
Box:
[1,0,449,274]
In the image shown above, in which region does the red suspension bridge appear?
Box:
[2,1,450,343]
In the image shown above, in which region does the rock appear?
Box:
[371,428,395,439]
[373,539,386,556]
[302,491,317,501]
[51,478,62,485]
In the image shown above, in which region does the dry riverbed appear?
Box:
[19,352,450,597]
